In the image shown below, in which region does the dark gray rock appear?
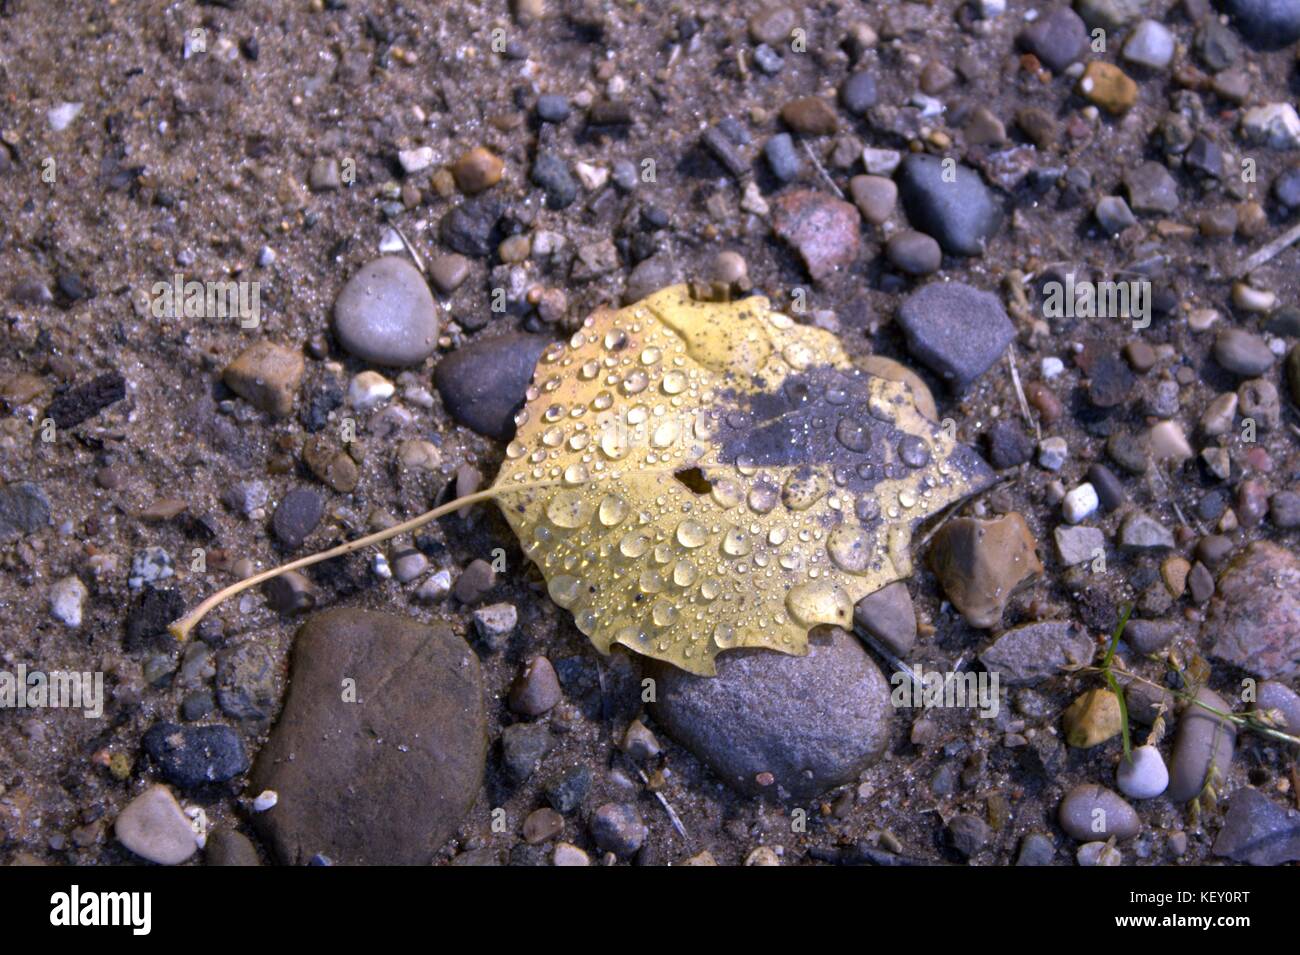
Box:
[536,94,570,123]
[1017,6,1088,72]
[1123,161,1180,214]
[650,626,892,798]
[839,70,878,115]
[531,151,577,209]
[895,282,1015,391]
[764,132,802,182]
[205,828,261,866]
[501,722,553,783]
[1216,0,1300,49]
[590,802,647,856]
[142,722,250,789]
[439,196,502,256]
[215,642,280,721]
[332,256,438,367]
[1255,681,1300,735]
[853,582,917,656]
[1125,619,1179,654]
[979,620,1094,684]
[1214,328,1274,377]
[251,608,486,865]
[544,764,592,814]
[897,155,1002,255]
[1016,831,1056,865]
[1212,788,1300,864]
[948,813,993,857]
[885,230,942,275]
[271,488,323,550]
[0,481,51,542]
[433,333,550,441]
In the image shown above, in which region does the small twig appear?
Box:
[801,141,844,199]
[634,765,688,839]
[392,224,426,276]
[1005,347,1039,442]
[1233,221,1300,278]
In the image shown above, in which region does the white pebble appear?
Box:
[348,371,395,410]
[1062,483,1099,524]
[415,570,452,602]
[49,575,88,628]
[1117,744,1169,799]
[1040,356,1065,379]
[47,101,83,132]
[1077,841,1122,866]
[1037,436,1068,471]
[378,229,405,254]
[252,790,279,812]
[398,146,435,174]
[372,553,392,580]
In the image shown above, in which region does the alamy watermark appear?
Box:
[151,273,260,328]
[890,664,1000,719]
[1042,273,1150,330]
[0,664,103,718]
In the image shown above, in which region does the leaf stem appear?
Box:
[169,485,510,641]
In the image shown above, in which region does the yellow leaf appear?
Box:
[491,285,994,675]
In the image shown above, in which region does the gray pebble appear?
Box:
[1058,783,1141,841]
[333,256,439,367]
[1167,687,1236,802]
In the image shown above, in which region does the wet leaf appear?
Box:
[491,286,995,675]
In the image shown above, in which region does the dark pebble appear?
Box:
[501,722,553,783]
[839,70,878,115]
[124,587,186,652]
[1017,6,1088,72]
[142,721,249,789]
[895,281,1016,391]
[885,230,942,275]
[897,154,1002,256]
[433,332,550,441]
[453,559,496,604]
[46,372,127,428]
[1086,463,1126,511]
[0,481,51,542]
[985,420,1034,469]
[439,196,502,257]
[544,764,592,814]
[272,489,324,550]
[1218,0,1300,49]
[536,94,571,122]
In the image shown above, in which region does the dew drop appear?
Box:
[826,525,871,573]
[722,526,752,557]
[547,574,583,608]
[836,417,872,453]
[598,494,628,526]
[785,581,854,628]
[676,519,707,548]
[546,490,593,529]
[619,529,651,559]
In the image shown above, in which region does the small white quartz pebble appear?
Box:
[1117,744,1169,800]
[1062,483,1099,524]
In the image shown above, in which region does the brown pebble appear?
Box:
[780,96,840,136]
[1078,61,1137,114]
[452,147,504,194]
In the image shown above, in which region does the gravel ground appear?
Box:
[1,0,1299,867]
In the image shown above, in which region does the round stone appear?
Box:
[333,256,439,367]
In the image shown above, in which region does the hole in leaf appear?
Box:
[674,467,713,495]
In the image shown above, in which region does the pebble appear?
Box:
[650,626,891,798]
[205,828,261,866]
[1038,436,1068,471]
[885,230,942,275]
[1255,681,1300,735]
[391,549,428,584]
[1123,161,1179,214]
[853,581,917,657]
[222,342,304,417]
[214,642,279,721]
[142,722,250,789]
[895,282,1014,390]
[1118,511,1174,551]
[1055,525,1104,566]
[128,547,174,590]
[1200,392,1238,436]
[1167,687,1236,802]
[1017,6,1087,72]
[428,253,471,294]
[979,620,1094,684]
[621,720,661,760]
[749,5,798,45]
[1121,20,1175,70]
[397,146,434,175]
[1117,745,1169,799]
[470,600,514,647]
[1213,328,1273,377]
[849,174,897,225]
[1095,195,1137,233]
[862,147,901,176]
[763,132,802,182]
[897,155,1002,256]
[1213,788,1300,865]
[333,257,439,367]
[1240,103,1300,149]
[544,765,591,814]
[532,151,577,209]
[509,656,562,716]
[1125,619,1178,654]
[1077,841,1122,866]
[1205,541,1300,678]
[780,96,839,135]
[746,846,781,866]
[1144,420,1193,463]
[948,814,992,858]
[985,421,1033,469]
[553,842,590,866]
[47,101,83,132]
[49,575,87,627]
[1063,688,1122,747]
[501,722,552,783]
[302,435,359,493]
[1058,784,1141,841]
[347,370,394,410]
[839,71,878,115]
[433,333,549,441]
[590,803,647,857]
[1062,482,1099,524]
[272,488,323,550]
[1219,0,1300,48]
[1078,61,1138,114]
[250,609,485,863]
[536,94,571,123]
[114,785,198,865]
[1271,490,1300,528]
[1239,378,1280,430]
[454,559,496,604]
[1289,345,1300,405]
[1087,463,1126,512]
[451,147,504,194]
[523,808,564,845]
[770,190,860,282]
[1016,832,1056,866]
[930,513,1042,629]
